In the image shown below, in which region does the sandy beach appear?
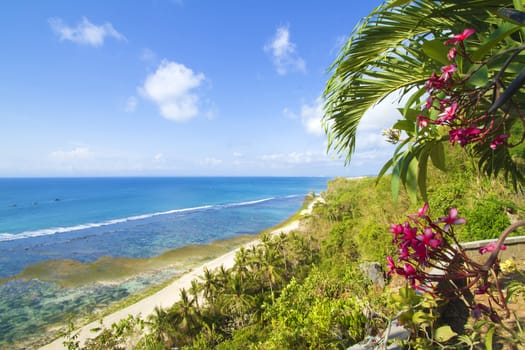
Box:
[40,198,319,350]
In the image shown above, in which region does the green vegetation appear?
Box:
[61,154,524,349]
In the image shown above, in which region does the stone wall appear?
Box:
[461,235,525,262]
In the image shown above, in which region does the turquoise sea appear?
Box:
[0,177,328,348]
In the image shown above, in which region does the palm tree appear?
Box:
[219,272,256,330]
[200,267,218,304]
[189,279,202,309]
[257,241,285,302]
[169,288,201,345]
[216,264,231,291]
[147,306,177,348]
[323,0,524,197]
[234,246,250,284]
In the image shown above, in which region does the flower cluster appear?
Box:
[386,204,512,321]
[386,204,466,290]
[417,28,514,151]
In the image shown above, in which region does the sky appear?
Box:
[0,0,401,177]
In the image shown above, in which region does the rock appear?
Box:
[360,262,386,288]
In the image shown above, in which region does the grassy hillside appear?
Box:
[66,150,525,349]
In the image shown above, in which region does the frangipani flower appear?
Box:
[437,101,458,123]
[440,64,457,81]
[447,47,457,61]
[417,115,429,128]
[479,242,507,255]
[417,203,429,217]
[437,207,466,231]
[490,134,509,150]
[445,28,476,46]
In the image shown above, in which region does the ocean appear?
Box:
[0,177,328,348]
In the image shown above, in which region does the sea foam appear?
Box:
[0,196,291,242]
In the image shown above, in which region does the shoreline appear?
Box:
[39,196,320,349]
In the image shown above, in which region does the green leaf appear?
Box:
[403,87,426,115]
[422,39,450,66]
[417,148,430,202]
[485,325,495,350]
[472,22,521,61]
[391,158,402,202]
[398,107,419,123]
[406,156,419,203]
[376,157,394,184]
[394,285,418,305]
[467,66,489,88]
[435,325,458,342]
[412,310,431,324]
[393,119,415,133]
[430,142,446,171]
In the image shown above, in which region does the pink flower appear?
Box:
[417,203,429,217]
[402,263,416,277]
[447,47,457,61]
[417,115,429,128]
[389,223,404,243]
[403,224,418,241]
[389,223,404,235]
[440,64,457,81]
[437,101,458,123]
[449,128,464,144]
[426,72,446,90]
[490,134,509,150]
[437,207,466,231]
[449,126,482,147]
[465,126,482,136]
[418,227,441,248]
[412,243,430,264]
[445,28,476,46]
[386,256,397,276]
[479,242,507,255]
[424,97,434,110]
[398,245,410,261]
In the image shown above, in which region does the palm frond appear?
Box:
[323,0,514,163]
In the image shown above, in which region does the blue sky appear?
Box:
[0,0,400,177]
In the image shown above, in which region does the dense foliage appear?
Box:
[61,154,524,349]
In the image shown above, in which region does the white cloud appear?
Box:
[300,98,325,136]
[140,48,157,63]
[285,98,326,136]
[140,60,205,122]
[259,151,332,165]
[342,90,407,155]
[153,153,165,162]
[124,96,137,112]
[264,26,306,75]
[49,147,94,161]
[200,157,223,166]
[233,152,243,158]
[359,92,404,132]
[48,17,125,47]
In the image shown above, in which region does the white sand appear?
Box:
[40,197,319,350]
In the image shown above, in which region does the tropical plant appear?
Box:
[324,0,525,201]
